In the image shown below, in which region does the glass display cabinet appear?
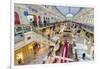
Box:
[22,25,31,33]
[14,25,24,43]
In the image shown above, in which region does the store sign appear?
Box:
[28,6,38,13]
[24,11,28,16]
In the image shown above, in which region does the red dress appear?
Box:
[61,40,69,63]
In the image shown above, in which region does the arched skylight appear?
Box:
[56,6,81,17]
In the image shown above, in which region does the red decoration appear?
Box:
[14,12,20,25]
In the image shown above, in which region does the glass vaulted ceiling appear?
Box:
[56,6,81,17]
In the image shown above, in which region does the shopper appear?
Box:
[74,50,78,61]
[56,39,59,45]
[53,24,55,31]
[48,33,50,39]
[33,20,37,27]
[32,42,40,56]
[48,46,54,57]
[18,58,22,65]
[56,40,63,56]
[73,41,76,47]
[68,44,73,59]
[42,46,54,64]
[82,53,86,60]
[47,47,57,63]
[44,20,46,26]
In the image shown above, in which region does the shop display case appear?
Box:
[23,25,32,33]
[14,25,24,43]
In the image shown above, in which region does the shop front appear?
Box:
[15,43,34,65]
[15,40,50,65]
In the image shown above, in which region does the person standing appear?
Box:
[18,58,22,65]
[68,44,73,59]
[56,40,63,56]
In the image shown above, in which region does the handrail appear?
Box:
[15,24,57,45]
[32,27,57,44]
[54,56,73,61]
